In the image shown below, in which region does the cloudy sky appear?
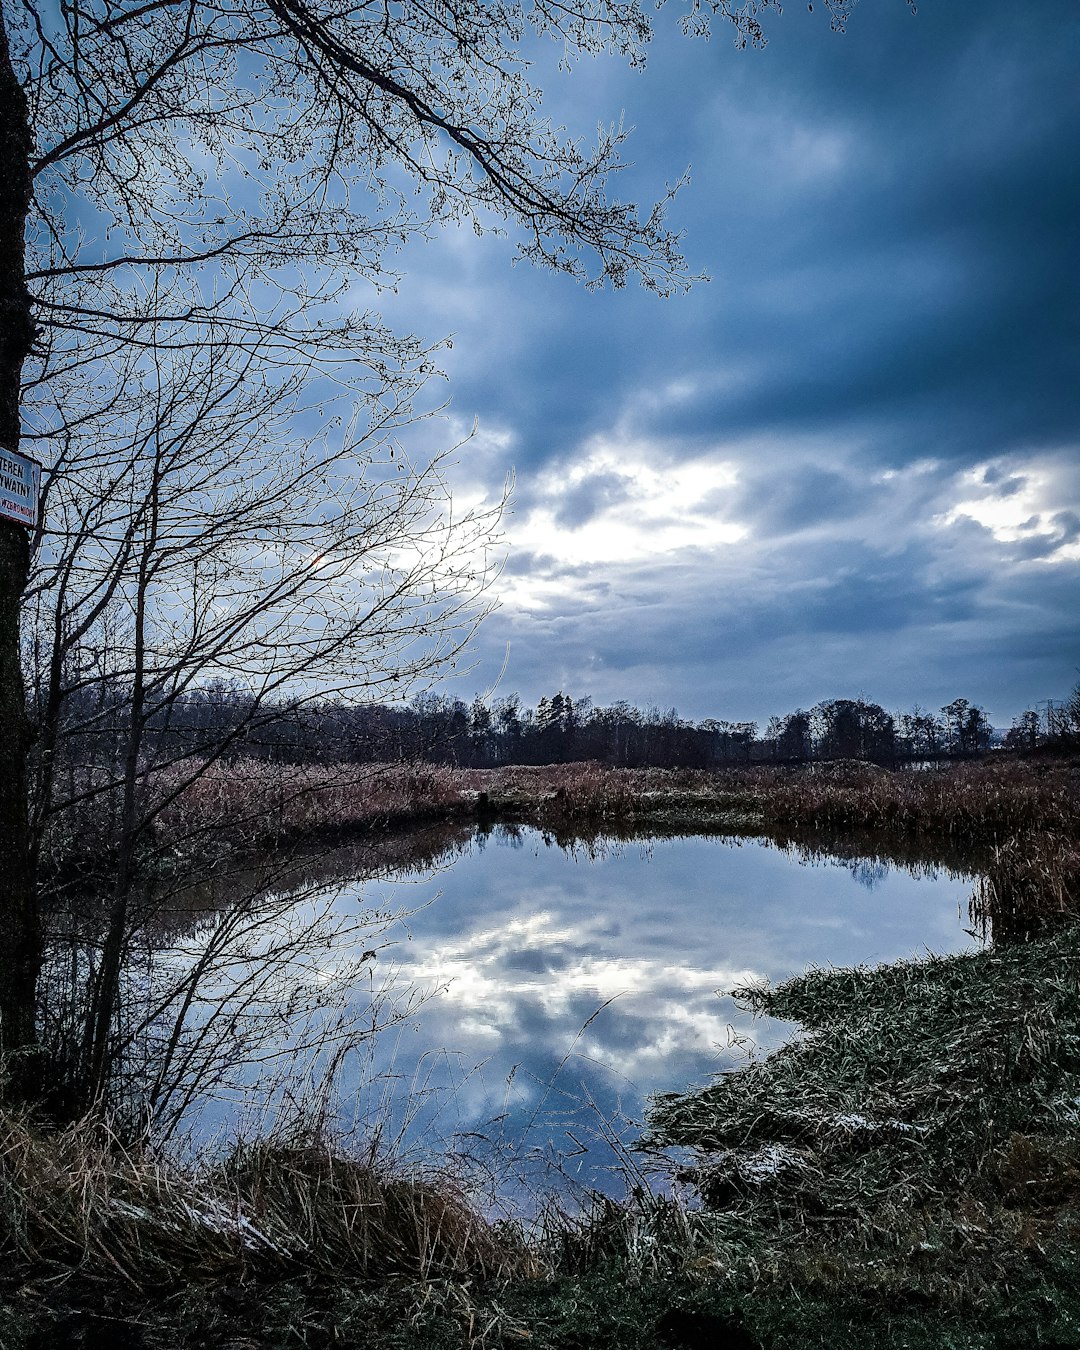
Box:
[377,0,1079,727]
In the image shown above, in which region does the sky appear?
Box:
[372,0,1080,729]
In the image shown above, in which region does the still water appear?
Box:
[188,826,979,1200]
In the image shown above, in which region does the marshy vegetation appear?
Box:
[4,753,1079,1347]
[54,752,1080,874]
[6,919,1080,1348]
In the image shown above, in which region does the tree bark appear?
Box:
[0,13,41,1066]
[84,465,158,1107]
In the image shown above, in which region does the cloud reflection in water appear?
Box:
[323,827,978,1198]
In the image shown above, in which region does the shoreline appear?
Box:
[7,755,1080,1346]
[7,923,1080,1348]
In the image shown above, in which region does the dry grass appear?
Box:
[643,917,1080,1313]
[160,759,467,847]
[225,1135,528,1281]
[0,1107,527,1292]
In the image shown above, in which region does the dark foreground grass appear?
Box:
[0,1112,534,1350]
[12,758,1080,1346]
[5,924,1080,1347]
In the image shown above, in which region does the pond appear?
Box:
[180,824,980,1204]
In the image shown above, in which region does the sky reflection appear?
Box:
[314,827,979,1203]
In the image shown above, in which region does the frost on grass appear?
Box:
[643,923,1080,1267]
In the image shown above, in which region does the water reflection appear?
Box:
[180,825,979,1203]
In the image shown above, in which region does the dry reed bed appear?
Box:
[972,830,1080,940]
[465,761,675,820]
[459,758,1080,843]
[156,759,468,852]
[97,754,1080,868]
[738,759,1079,838]
[0,1110,524,1292]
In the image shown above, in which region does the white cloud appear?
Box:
[937,453,1080,562]
[399,906,763,1068]
[501,435,747,611]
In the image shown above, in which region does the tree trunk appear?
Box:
[84,438,161,1110]
[0,14,41,1068]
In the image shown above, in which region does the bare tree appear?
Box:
[0,0,688,1073]
[0,17,38,1060]
[22,297,503,1109]
[940,698,992,757]
[0,0,870,1083]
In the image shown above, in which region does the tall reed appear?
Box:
[0,1104,525,1289]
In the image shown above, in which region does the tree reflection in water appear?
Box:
[83,823,982,1204]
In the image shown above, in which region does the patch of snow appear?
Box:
[175,1198,295,1253]
[736,1143,803,1180]
[110,1199,154,1222]
[830,1112,926,1135]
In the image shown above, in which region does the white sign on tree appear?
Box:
[0,445,41,529]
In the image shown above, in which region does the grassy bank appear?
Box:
[635,918,1080,1348]
[6,924,1080,1347]
[13,756,1079,1345]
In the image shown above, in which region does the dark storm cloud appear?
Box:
[733,464,872,533]
[502,549,561,577]
[1008,512,1080,561]
[382,0,1080,718]
[641,26,1080,462]
[977,468,1028,497]
[418,0,1080,463]
[550,469,634,528]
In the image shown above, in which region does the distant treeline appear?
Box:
[44,679,1080,773]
